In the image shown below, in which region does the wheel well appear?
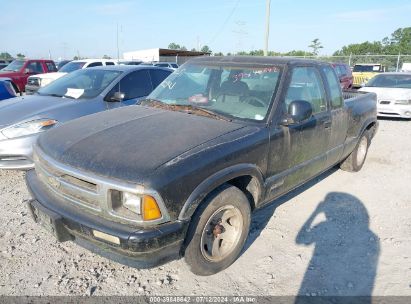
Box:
[226,175,260,210]
[365,121,377,138]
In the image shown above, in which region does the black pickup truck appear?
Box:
[26,56,377,275]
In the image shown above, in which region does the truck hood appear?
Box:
[29,72,67,80]
[37,106,245,182]
[359,87,411,101]
[0,95,79,129]
[0,70,20,77]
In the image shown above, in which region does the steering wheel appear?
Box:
[242,96,266,107]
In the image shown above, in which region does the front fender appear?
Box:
[178,163,265,221]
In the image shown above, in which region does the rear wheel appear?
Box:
[340,130,370,172]
[184,185,251,276]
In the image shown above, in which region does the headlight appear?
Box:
[1,119,58,139]
[110,190,162,221]
[395,100,411,105]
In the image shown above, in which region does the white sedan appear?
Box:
[359,72,411,119]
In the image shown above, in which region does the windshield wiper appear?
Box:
[181,105,232,122]
[40,93,64,97]
[141,99,231,121]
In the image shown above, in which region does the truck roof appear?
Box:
[187,56,327,66]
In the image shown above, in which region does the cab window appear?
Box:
[26,61,44,73]
[285,67,327,114]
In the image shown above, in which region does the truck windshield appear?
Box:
[1,60,25,72]
[147,62,282,121]
[353,65,381,72]
[59,61,86,73]
[37,69,122,99]
[365,74,411,88]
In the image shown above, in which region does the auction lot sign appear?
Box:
[0,296,410,304]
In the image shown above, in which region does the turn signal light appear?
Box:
[142,195,162,220]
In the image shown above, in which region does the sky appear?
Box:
[1,0,411,60]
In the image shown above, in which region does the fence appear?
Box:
[159,54,411,71]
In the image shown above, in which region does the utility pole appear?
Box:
[116,22,120,62]
[264,0,271,56]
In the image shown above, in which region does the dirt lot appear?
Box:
[0,119,410,296]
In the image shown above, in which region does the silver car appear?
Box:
[0,65,172,169]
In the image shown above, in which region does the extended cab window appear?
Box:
[322,66,343,109]
[108,70,153,100]
[46,62,57,72]
[285,67,327,114]
[106,62,115,66]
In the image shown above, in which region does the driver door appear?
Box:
[266,66,331,200]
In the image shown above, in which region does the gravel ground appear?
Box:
[0,119,410,296]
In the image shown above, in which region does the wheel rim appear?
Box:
[356,136,368,165]
[200,205,244,262]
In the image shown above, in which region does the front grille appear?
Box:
[35,152,101,211]
[353,75,368,85]
[27,78,40,86]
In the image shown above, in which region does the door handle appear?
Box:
[324,121,332,129]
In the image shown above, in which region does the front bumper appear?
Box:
[0,134,38,169]
[25,84,40,95]
[377,104,411,119]
[26,170,189,268]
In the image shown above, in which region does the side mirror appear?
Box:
[107,91,125,102]
[282,100,313,125]
[24,68,31,74]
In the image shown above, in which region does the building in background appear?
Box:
[123,48,210,65]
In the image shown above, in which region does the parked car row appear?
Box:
[25,59,118,94]
[0,65,172,169]
[0,58,179,98]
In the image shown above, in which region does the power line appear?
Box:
[206,0,241,46]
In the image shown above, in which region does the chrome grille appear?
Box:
[27,78,40,86]
[35,151,101,211]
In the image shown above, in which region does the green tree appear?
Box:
[333,41,383,56]
[0,52,13,59]
[102,55,111,59]
[168,42,188,50]
[168,42,182,50]
[190,48,197,52]
[285,50,313,56]
[16,53,25,59]
[308,39,323,56]
[382,27,411,55]
[200,45,212,53]
[213,52,224,56]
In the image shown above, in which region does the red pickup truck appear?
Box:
[0,59,57,93]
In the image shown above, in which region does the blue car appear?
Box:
[0,78,18,101]
[0,65,172,169]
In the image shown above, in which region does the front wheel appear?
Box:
[340,130,370,172]
[183,185,251,276]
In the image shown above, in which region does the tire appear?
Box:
[340,130,370,172]
[183,184,251,276]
